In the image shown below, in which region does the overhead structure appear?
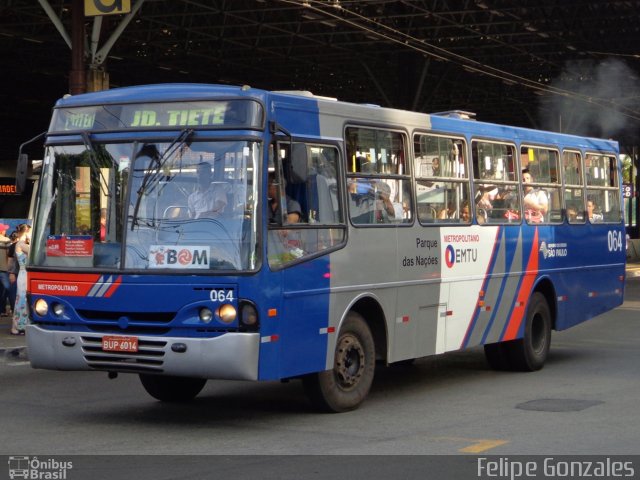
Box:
[1,0,640,158]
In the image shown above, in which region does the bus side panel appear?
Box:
[550,224,625,331]
[325,228,401,366]
[455,226,528,347]
[277,256,333,378]
[442,225,531,349]
[394,226,444,361]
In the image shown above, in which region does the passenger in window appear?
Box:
[522,169,548,223]
[587,199,603,223]
[475,186,498,223]
[476,186,498,212]
[438,202,457,219]
[268,173,301,224]
[188,162,227,219]
[374,181,395,223]
[100,208,107,241]
[566,205,578,222]
[498,189,520,221]
[460,202,471,223]
[348,178,374,223]
[431,157,440,177]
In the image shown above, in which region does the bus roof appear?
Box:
[53,83,619,153]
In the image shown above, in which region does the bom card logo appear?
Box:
[149,245,210,269]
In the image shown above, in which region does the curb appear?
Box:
[1,346,28,362]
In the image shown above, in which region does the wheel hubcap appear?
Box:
[334,333,365,389]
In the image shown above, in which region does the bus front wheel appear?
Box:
[139,374,207,402]
[302,312,375,413]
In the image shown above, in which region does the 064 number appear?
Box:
[607,230,623,252]
[210,289,234,302]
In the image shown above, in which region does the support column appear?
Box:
[69,0,86,94]
[634,146,640,239]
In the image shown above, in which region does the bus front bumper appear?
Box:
[26,325,260,381]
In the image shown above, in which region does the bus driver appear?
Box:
[188,162,227,219]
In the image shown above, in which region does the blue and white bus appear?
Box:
[25,84,626,411]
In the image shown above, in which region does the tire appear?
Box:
[505,292,552,371]
[484,341,512,370]
[139,374,207,402]
[302,312,376,413]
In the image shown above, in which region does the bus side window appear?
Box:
[585,153,621,223]
[345,127,411,226]
[268,144,346,269]
[563,151,585,224]
[415,134,470,226]
[471,140,518,224]
[521,146,562,224]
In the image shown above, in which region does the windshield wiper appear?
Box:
[81,131,113,198]
[131,128,194,229]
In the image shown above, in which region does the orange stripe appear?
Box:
[104,275,123,298]
[503,229,539,341]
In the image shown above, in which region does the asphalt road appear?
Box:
[1,279,639,478]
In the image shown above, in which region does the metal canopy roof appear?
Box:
[1,0,639,160]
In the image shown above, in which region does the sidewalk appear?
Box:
[0,314,28,362]
[1,260,639,362]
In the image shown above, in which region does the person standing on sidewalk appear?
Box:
[0,224,11,317]
[10,224,30,335]
[6,231,19,316]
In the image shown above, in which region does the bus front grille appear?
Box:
[80,336,168,373]
[77,310,175,322]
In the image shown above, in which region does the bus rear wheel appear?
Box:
[483,341,511,370]
[302,312,375,413]
[507,292,552,371]
[139,374,207,402]
[485,292,551,372]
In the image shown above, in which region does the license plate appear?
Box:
[102,335,138,353]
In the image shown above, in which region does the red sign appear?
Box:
[0,184,17,194]
[46,235,93,257]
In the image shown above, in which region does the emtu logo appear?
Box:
[445,244,478,268]
[445,245,456,268]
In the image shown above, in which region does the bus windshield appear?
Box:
[31,138,260,272]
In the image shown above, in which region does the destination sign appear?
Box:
[50,100,263,132]
[129,106,226,127]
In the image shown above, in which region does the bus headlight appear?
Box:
[199,307,214,323]
[239,302,258,329]
[34,299,48,316]
[217,304,237,324]
[52,303,65,317]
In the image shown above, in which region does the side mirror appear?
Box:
[16,131,46,194]
[15,153,29,194]
[287,143,308,184]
